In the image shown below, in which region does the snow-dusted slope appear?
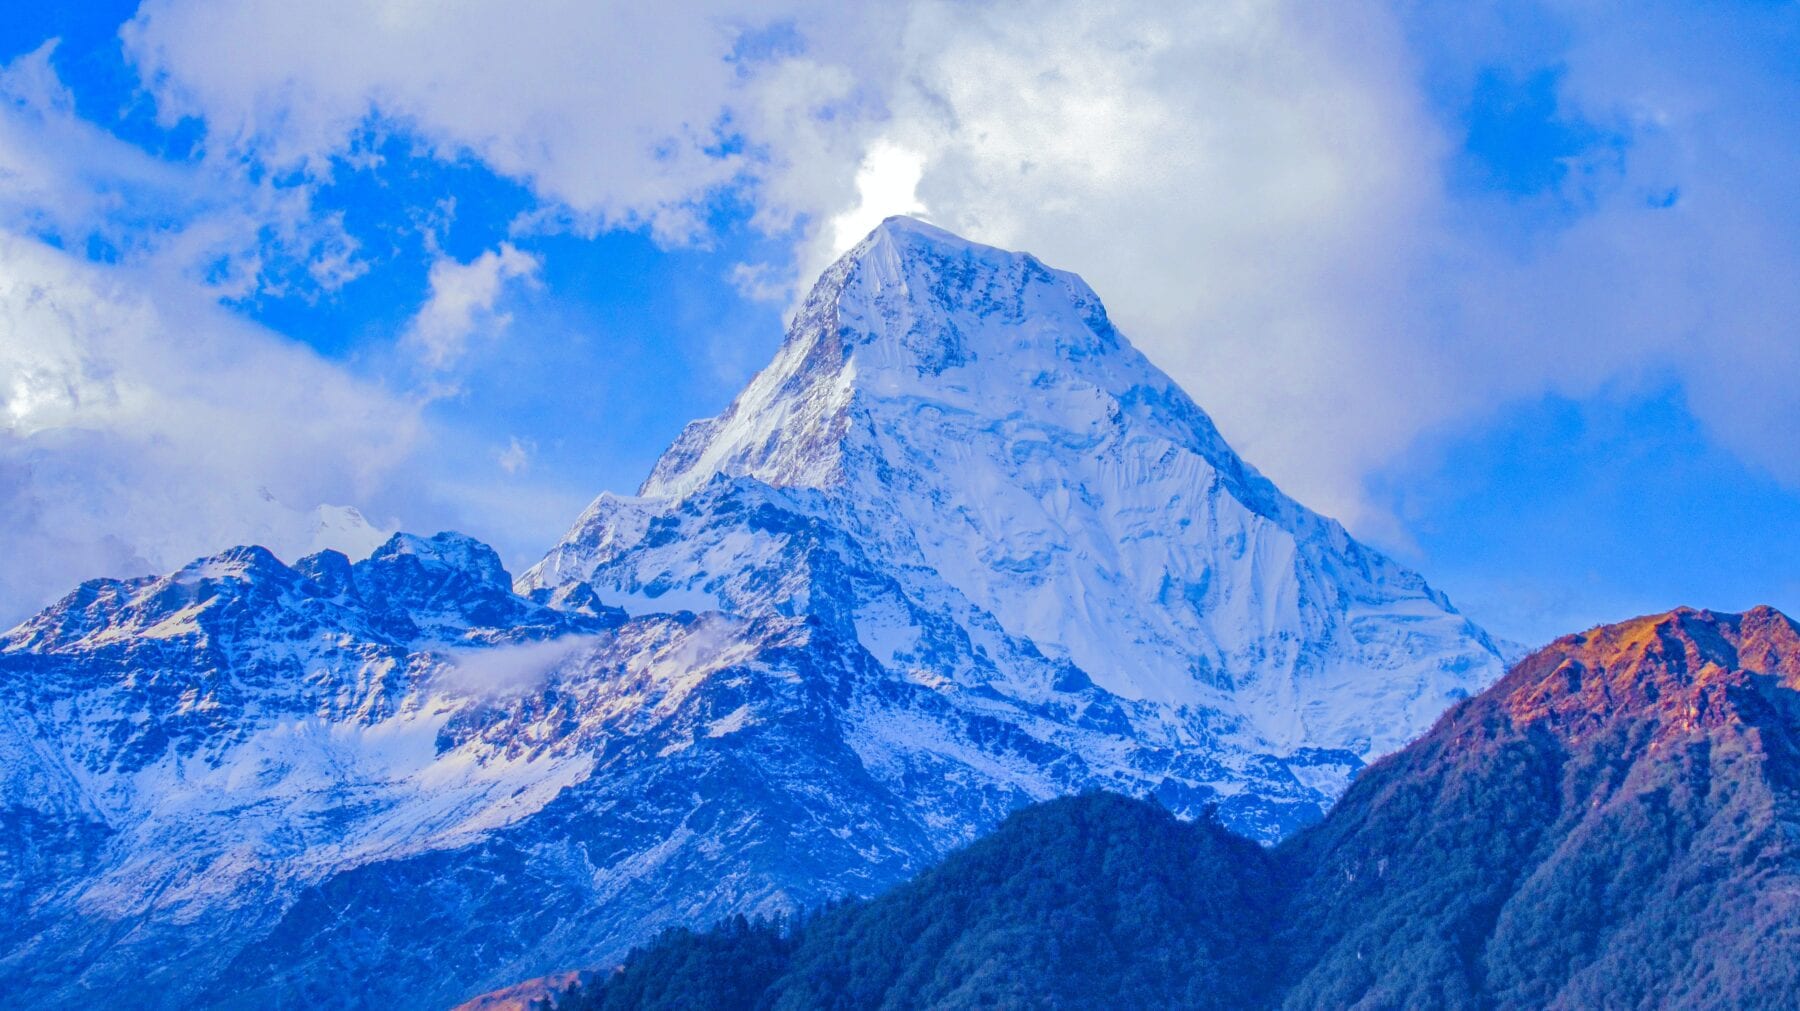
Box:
[0,536,623,1002]
[0,219,1508,1008]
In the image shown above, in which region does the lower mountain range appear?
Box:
[539,605,1800,1010]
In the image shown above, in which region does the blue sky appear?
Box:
[0,1,1795,646]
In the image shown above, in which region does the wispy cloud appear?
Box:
[404,243,541,373]
[438,633,607,699]
[0,42,366,299]
[121,0,778,243]
[497,436,533,475]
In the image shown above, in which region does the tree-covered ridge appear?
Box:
[541,606,1800,1010]
[1276,605,1800,1008]
[548,793,1275,1011]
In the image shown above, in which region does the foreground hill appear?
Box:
[0,219,1505,1007]
[548,605,1800,1010]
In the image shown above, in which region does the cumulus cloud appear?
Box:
[826,140,928,256]
[0,230,421,624]
[404,243,541,372]
[1484,2,1800,485]
[120,0,816,242]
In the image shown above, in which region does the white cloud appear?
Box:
[404,243,541,372]
[121,0,805,243]
[0,229,422,624]
[439,633,606,698]
[0,41,366,299]
[827,140,927,255]
[6,0,1793,594]
[497,436,532,475]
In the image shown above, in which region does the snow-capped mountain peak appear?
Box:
[535,216,1504,758]
[641,215,1255,505]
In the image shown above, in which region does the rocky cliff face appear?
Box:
[0,219,1508,1008]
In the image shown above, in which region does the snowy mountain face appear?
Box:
[0,219,1508,1008]
[527,217,1507,825]
[0,535,627,1001]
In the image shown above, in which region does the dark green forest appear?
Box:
[545,794,1278,1011]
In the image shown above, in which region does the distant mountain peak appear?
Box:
[852,214,981,267]
[172,543,290,581]
[368,531,512,586]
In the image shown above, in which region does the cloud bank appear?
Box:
[114,0,1800,536]
[0,230,419,622]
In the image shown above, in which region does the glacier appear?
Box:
[0,218,1507,1008]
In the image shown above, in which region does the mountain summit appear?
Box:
[2,219,1506,1008]
[528,216,1506,793]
